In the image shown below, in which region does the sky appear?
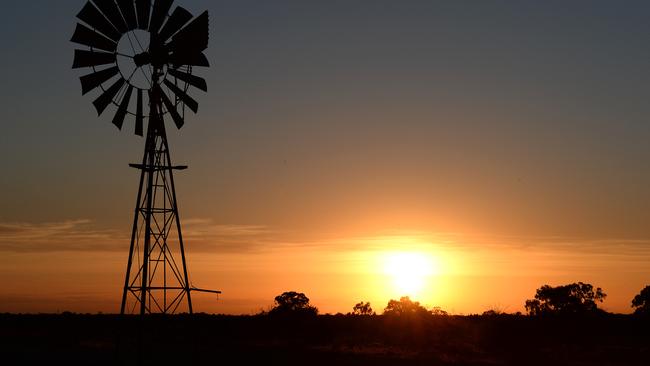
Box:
[0,0,649,315]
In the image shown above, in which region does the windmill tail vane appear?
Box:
[71,0,220,315]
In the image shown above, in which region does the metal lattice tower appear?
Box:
[121,81,194,314]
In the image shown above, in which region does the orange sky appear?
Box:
[1,223,648,314]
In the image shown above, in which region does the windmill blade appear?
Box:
[168,52,210,68]
[168,11,209,53]
[167,68,207,92]
[93,0,128,33]
[116,0,138,31]
[135,89,144,136]
[71,23,117,52]
[158,7,193,42]
[149,0,173,34]
[164,79,198,113]
[93,78,126,116]
[112,85,134,129]
[73,49,116,69]
[158,86,185,129]
[80,66,120,95]
[76,1,121,42]
[136,0,151,30]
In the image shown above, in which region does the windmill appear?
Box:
[70,0,220,315]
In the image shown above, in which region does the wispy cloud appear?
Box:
[182,219,277,252]
[0,220,123,252]
[1,219,650,258]
[0,219,277,253]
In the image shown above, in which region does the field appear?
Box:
[1,313,648,365]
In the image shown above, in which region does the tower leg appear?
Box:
[140,127,157,315]
[120,130,151,315]
[161,128,193,314]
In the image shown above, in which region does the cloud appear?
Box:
[181,219,278,252]
[0,220,124,252]
[0,219,277,253]
[1,219,650,259]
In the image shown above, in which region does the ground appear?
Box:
[1,313,648,365]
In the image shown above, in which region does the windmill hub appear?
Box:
[115,29,168,90]
[133,51,151,67]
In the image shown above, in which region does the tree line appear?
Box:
[264,284,650,317]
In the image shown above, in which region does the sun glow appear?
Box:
[383,252,439,298]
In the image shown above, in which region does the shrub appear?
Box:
[525,282,606,316]
[269,291,318,316]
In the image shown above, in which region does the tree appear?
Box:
[351,301,375,315]
[384,296,429,316]
[269,291,318,316]
[631,285,650,315]
[525,282,606,316]
[430,306,448,316]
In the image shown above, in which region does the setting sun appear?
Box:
[383,252,439,298]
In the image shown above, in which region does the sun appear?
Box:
[383,252,438,298]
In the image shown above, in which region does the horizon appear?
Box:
[1,0,649,316]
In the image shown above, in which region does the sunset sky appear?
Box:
[1,0,649,315]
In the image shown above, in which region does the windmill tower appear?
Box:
[70,0,220,315]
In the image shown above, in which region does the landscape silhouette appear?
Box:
[2,284,649,365]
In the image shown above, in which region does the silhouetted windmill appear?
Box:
[71,0,220,315]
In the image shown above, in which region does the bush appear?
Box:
[351,301,375,315]
[525,282,606,316]
[632,285,650,316]
[269,291,318,316]
[384,296,430,316]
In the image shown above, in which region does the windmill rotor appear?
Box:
[71,0,209,136]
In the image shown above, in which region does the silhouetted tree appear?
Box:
[430,306,448,316]
[482,304,507,316]
[631,285,650,315]
[351,301,375,315]
[525,282,606,316]
[482,309,500,317]
[269,291,318,316]
[384,296,429,316]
